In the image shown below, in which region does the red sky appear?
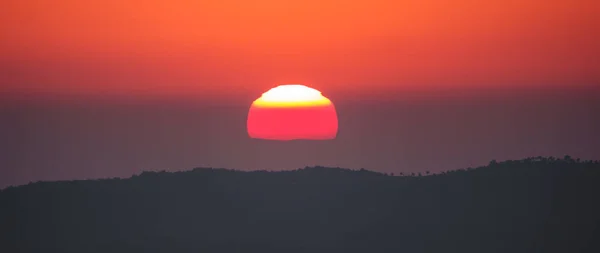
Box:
[1,0,599,102]
[2,0,600,187]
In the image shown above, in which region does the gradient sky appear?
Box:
[2,0,599,101]
[1,0,599,187]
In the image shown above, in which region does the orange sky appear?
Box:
[1,0,599,102]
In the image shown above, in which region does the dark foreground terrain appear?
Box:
[1,156,599,253]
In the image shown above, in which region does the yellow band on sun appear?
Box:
[251,84,333,108]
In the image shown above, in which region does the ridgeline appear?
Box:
[1,156,599,253]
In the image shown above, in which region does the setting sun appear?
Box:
[247,84,338,140]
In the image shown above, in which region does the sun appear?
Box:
[247,84,338,140]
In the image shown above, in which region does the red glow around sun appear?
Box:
[247,84,338,140]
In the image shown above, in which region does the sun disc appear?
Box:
[247,84,338,140]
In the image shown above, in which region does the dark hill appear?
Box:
[1,157,599,253]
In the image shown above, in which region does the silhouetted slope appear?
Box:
[1,157,599,253]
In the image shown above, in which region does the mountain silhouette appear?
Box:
[1,156,599,253]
